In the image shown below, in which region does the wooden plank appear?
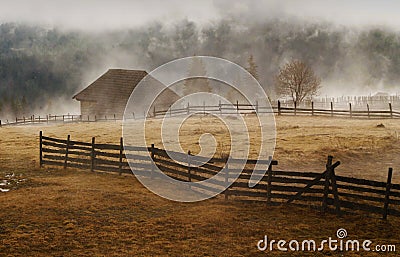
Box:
[43,154,64,161]
[68,139,92,147]
[330,163,342,216]
[42,148,66,154]
[95,158,125,167]
[64,135,70,169]
[271,176,325,185]
[124,145,149,152]
[42,141,67,148]
[124,153,151,161]
[150,144,155,178]
[125,162,153,170]
[287,171,327,203]
[42,136,68,144]
[94,143,120,150]
[190,182,222,194]
[336,175,387,188]
[119,137,123,175]
[336,183,387,196]
[225,163,229,200]
[322,156,332,212]
[267,159,273,204]
[383,168,393,220]
[39,131,43,167]
[270,170,321,178]
[68,144,92,151]
[271,193,323,202]
[91,137,95,172]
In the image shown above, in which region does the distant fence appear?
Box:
[0,113,122,127]
[282,95,400,110]
[2,100,400,127]
[39,132,400,220]
[151,101,400,119]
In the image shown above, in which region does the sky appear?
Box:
[0,0,400,30]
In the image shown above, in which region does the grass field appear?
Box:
[1,116,400,256]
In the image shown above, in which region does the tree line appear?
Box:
[1,19,400,117]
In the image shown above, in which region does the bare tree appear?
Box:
[275,60,321,104]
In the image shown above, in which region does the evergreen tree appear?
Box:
[183,56,211,96]
[246,54,259,81]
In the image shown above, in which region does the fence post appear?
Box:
[203,101,206,116]
[294,101,297,115]
[119,137,123,175]
[64,135,70,169]
[187,150,192,188]
[153,106,156,118]
[278,100,281,116]
[39,131,43,167]
[367,104,370,119]
[0,120,2,127]
[349,103,352,118]
[114,114,116,121]
[219,100,222,115]
[224,161,229,201]
[330,158,341,216]
[389,103,393,119]
[255,100,259,113]
[90,137,95,172]
[322,156,332,212]
[383,168,393,220]
[187,102,190,115]
[132,112,135,120]
[95,115,97,122]
[330,102,333,117]
[46,115,49,124]
[266,156,273,205]
[63,115,65,122]
[236,100,239,114]
[151,144,155,178]
[311,101,314,116]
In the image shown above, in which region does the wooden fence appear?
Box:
[2,100,400,127]
[152,100,400,119]
[0,113,123,127]
[39,132,400,220]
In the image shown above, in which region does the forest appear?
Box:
[1,17,400,117]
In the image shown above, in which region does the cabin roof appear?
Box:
[73,69,149,102]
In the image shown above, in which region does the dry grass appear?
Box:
[1,116,400,256]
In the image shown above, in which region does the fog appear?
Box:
[2,0,400,31]
[1,0,400,119]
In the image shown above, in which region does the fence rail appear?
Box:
[2,100,400,127]
[39,132,400,220]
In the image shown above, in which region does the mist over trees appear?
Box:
[1,17,400,118]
